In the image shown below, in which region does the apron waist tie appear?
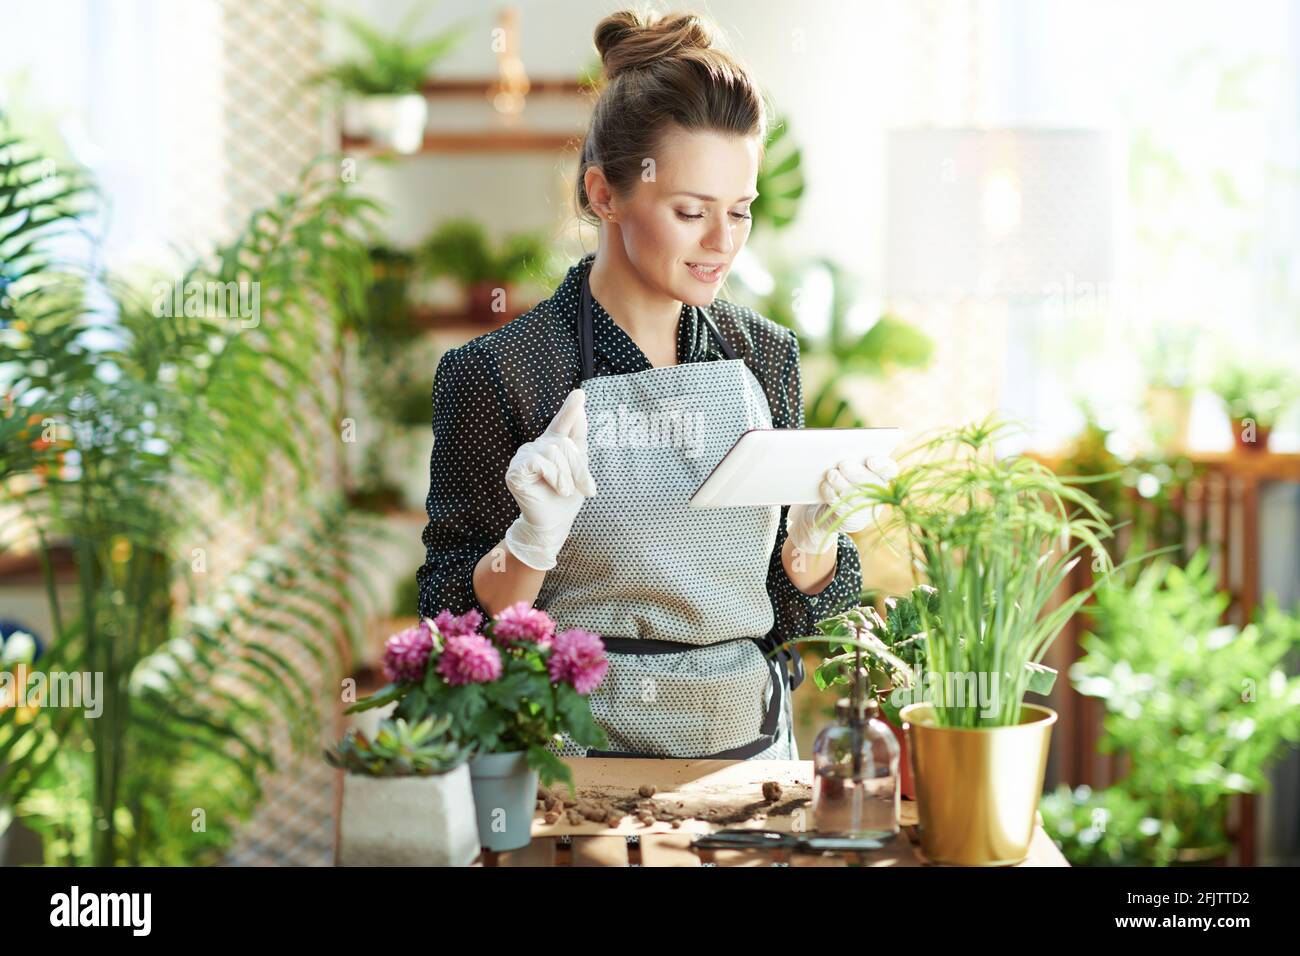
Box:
[598,635,804,691]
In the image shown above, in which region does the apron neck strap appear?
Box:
[579,258,738,381]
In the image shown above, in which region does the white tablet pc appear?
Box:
[688,427,903,508]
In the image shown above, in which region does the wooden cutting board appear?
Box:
[532,757,884,837]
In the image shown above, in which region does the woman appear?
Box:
[416,9,897,761]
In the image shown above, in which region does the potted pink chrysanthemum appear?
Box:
[348,601,610,851]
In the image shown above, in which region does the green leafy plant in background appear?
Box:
[727,115,932,428]
[418,218,551,288]
[345,244,418,347]
[750,115,804,232]
[310,2,470,95]
[1054,403,1200,572]
[803,585,932,728]
[325,715,467,776]
[1062,550,1300,864]
[391,574,420,619]
[1039,783,1173,866]
[1209,355,1297,430]
[808,416,1149,728]
[339,244,427,513]
[577,53,604,92]
[738,257,933,429]
[0,119,400,865]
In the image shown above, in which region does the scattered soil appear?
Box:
[536,781,811,829]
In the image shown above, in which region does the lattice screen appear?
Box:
[209,0,342,867]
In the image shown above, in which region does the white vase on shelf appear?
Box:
[341,94,428,154]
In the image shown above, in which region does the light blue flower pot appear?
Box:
[468,751,539,851]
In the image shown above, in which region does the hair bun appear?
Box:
[594,10,715,80]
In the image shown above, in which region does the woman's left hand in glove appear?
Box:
[786,455,901,555]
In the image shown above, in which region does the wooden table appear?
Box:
[476,757,1068,867]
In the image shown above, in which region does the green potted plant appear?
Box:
[804,583,1060,802]
[802,586,932,799]
[345,244,418,345]
[0,123,386,865]
[805,416,1134,865]
[341,247,434,513]
[1055,402,1200,568]
[1039,783,1169,866]
[347,604,609,851]
[313,3,470,153]
[1069,550,1300,864]
[418,219,550,322]
[1139,324,1199,454]
[1209,356,1296,452]
[327,714,478,865]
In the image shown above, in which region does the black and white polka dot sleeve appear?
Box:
[762,327,864,645]
[415,341,520,621]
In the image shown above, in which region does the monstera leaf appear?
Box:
[751,115,804,231]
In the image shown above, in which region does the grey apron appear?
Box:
[539,260,804,760]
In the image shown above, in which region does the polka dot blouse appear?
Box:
[415,252,863,647]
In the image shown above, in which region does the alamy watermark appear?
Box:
[152,277,260,328]
[889,664,1002,719]
[0,667,103,719]
[588,399,705,458]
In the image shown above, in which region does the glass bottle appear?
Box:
[811,696,900,846]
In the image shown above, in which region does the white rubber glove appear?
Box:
[503,388,598,571]
[786,455,900,555]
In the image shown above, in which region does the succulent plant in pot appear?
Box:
[802,416,1147,865]
[326,715,479,866]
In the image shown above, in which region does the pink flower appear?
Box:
[547,628,608,694]
[382,621,436,683]
[433,608,483,638]
[492,601,557,646]
[436,632,502,686]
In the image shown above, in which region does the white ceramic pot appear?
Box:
[337,764,480,866]
[341,94,428,154]
[468,751,539,852]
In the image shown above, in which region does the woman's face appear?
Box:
[597,126,760,308]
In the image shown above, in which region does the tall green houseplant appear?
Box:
[822,416,1131,728]
[0,122,396,866]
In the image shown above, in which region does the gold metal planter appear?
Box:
[900,702,1057,866]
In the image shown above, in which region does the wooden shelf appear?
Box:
[419,77,590,98]
[409,304,527,334]
[338,75,590,155]
[1029,449,1300,483]
[340,129,582,155]
[0,543,77,586]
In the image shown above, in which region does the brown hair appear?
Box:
[575,9,768,224]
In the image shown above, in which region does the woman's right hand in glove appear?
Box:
[503,388,598,570]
